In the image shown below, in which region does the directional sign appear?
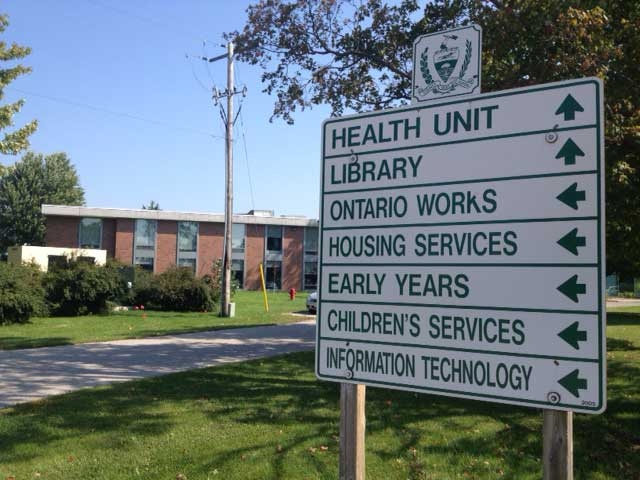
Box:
[317,78,605,414]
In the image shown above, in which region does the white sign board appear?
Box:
[317,78,606,414]
[412,25,482,103]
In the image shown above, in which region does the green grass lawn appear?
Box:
[0,291,312,350]
[0,309,637,479]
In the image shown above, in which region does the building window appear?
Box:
[303,227,319,290]
[304,260,318,291]
[231,224,245,287]
[266,225,283,253]
[265,260,281,290]
[232,259,244,288]
[134,219,157,271]
[232,224,245,253]
[177,221,198,273]
[304,227,318,256]
[79,218,102,249]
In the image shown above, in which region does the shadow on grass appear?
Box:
[124,322,280,339]
[0,336,74,351]
[606,312,640,326]
[1,340,638,478]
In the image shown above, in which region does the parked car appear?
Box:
[306,291,317,314]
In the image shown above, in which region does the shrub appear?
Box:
[44,257,127,316]
[154,266,214,312]
[131,267,160,308]
[0,262,47,324]
[203,258,238,305]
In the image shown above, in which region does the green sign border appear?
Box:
[316,78,605,413]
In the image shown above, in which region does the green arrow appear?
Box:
[555,138,585,165]
[557,228,587,255]
[558,369,588,398]
[558,322,588,350]
[557,275,587,303]
[555,94,584,121]
[557,182,586,210]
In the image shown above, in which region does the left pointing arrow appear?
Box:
[555,138,585,165]
[557,182,586,210]
[557,275,587,303]
[558,321,588,350]
[557,228,587,256]
[558,369,588,398]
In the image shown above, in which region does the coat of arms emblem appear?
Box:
[412,25,482,103]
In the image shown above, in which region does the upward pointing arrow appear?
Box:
[555,94,584,121]
[555,138,585,165]
[557,228,587,255]
[557,275,587,303]
[558,369,588,398]
[557,182,586,210]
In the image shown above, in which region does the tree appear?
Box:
[229,0,640,275]
[0,13,37,155]
[142,200,161,210]
[0,152,85,250]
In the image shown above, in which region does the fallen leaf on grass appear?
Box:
[319,445,329,451]
[176,474,187,480]
[276,445,284,453]
[308,447,317,454]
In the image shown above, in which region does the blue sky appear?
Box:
[2,0,332,219]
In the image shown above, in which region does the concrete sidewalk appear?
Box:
[0,320,315,409]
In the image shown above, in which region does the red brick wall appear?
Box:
[101,219,116,258]
[197,222,224,277]
[45,216,79,247]
[114,219,134,265]
[156,220,177,273]
[244,224,265,290]
[282,226,304,291]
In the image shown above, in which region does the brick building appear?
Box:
[42,205,319,291]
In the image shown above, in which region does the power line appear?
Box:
[239,109,256,211]
[8,87,223,139]
[84,0,219,45]
[235,63,256,210]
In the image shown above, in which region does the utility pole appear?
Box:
[221,41,234,317]
[198,41,245,317]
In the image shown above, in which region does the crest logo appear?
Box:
[412,25,482,103]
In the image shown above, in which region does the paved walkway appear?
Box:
[606,298,640,308]
[0,320,315,409]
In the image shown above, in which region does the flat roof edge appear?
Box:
[41,205,319,227]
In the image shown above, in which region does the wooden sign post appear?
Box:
[339,383,366,480]
[543,409,573,480]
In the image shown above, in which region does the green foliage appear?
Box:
[0,261,47,324]
[44,257,126,316]
[0,151,85,250]
[142,200,161,210]
[230,0,640,274]
[203,258,239,305]
[153,266,215,312]
[0,13,37,155]
[132,266,217,312]
[131,267,160,307]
